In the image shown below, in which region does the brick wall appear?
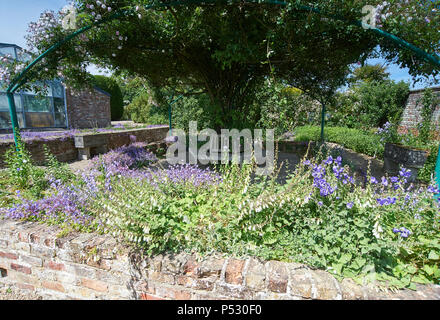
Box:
[0,126,169,167]
[399,86,440,133]
[65,87,111,129]
[0,137,77,167]
[0,219,439,300]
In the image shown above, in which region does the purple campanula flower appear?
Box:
[346,202,353,209]
[376,196,396,206]
[390,176,399,183]
[324,156,333,165]
[335,156,342,165]
[392,227,411,238]
[399,168,411,179]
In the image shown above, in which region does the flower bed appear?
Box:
[1,141,439,290]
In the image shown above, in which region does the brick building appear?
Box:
[399,86,440,133]
[0,43,111,131]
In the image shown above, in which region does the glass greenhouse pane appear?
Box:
[20,81,47,95]
[23,95,52,112]
[0,111,10,128]
[0,111,24,129]
[54,112,67,127]
[51,81,64,98]
[0,93,7,110]
[0,46,15,58]
[25,112,54,127]
[53,97,65,113]
[0,92,22,111]
[15,48,31,62]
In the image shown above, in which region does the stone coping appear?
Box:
[0,125,170,145]
[72,125,169,137]
[0,219,439,300]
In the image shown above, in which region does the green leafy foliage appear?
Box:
[85,154,440,288]
[418,143,439,184]
[328,80,410,129]
[43,145,76,184]
[256,81,320,136]
[3,139,440,289]
[418,88,440,142]
[124,89,167,125]
[348,63,390,85]
[293,125,384,158]
[3,135,75,199]
[93,75,124,121]
[3,135,47,198]
[16,1,439,128]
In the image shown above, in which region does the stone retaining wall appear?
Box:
[0,219,439,300]
[278,141,385,179]
[0,126,169,167]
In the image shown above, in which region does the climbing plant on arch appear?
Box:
[1,0,439,175]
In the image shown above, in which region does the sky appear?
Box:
[0,0,110,75]
[0,0,437,89]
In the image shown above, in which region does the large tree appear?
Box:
[2,0,439,128]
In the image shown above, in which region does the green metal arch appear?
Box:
[6,0,440,186]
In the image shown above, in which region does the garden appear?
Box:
[0,0,440,295]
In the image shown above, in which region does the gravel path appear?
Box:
[0,283,43,300]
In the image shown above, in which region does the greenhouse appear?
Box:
[0,43,68,130]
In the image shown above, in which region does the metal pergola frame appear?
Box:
[5,0,440,184]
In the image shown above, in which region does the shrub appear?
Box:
[3,135,76,199]
[256,82,320,136]
[171,94,218,131]
[124,90,167,125]
[418,143,439,184]
[93,75,124,121]
[328,80,410,129]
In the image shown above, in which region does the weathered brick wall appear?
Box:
[0,219,439,300]
[65,87,111,129]
[399,86,440,133]
[0,126,169,167]
[0,137,77,167]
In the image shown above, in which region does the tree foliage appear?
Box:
[348,63,391,85]
[2,0,439,128]
[93,75,124,120]
[328,79,410,129]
